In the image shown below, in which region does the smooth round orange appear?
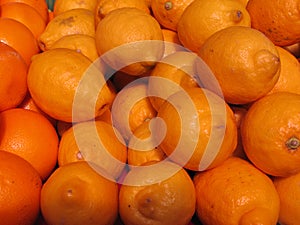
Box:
[53,0,99,17]
[177,0,251,53]
[155,87,237,171]
[147,51,200,111]
[119,161,196,225]
[0,18,40,65]
[193,157,280,225]
[27,48,116,123]
[0,150,42,225]
[268,46,300,95]
[151,0,194,31]
[0,42,27,112]
[127,120,166,166]
[95,7,164,76]
[246,0,300,46]
[161,28,184,57]
[50,34,99,62]
[58,120,127,180]
[0,0,49,22]
[41,161,119,225]
[273,171,300,224]
[0,108,59,180]
[241,92,300,177]
[38,8,96,51]
[111,81,157,142]
[198,26,281,105]
[94,0,150,25]
[0,2,47,39]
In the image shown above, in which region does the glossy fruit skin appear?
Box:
[241,92,300,177]
[193,157,280,225]
[0,42,28,112]
[0,108,59,180]
[41,161,119,225]
[0,150,42,225]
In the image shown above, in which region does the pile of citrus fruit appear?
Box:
[0,0,300,224]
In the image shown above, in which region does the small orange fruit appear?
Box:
[241,92,300,177]
[0,42,27,112]
[177,0,251,53]
[53,0,99,17]
[161,28,184,57]
[127,120,166,166]
[0,18,40,65]
[0,150,42,225]
[41,161,119,225]
[193,157,280,225]
[38,8,96,51]
[58,120,127,180]
[111,81,157,142]
[94,0,150,25]
[0,0,49,23]
[49,34,99,62]
[27,48,116,123]
[0,108,59,180]
[155,87,237,171]
[151,0,195,31]
[198,26,280,105]
[246,0,300,46]
[0,2,47,39]
[268,46,300,95]
[147,50,200,111]
[119,160,196,225]
[273,171,300,224]
[95,7,164,76]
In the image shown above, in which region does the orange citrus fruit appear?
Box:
[27,48,116,123]
[18,92,57,127]
[0,17,40,65]
[177,0,251,53]
[49,34,99,62]
[0,0,49,23]
[147,50,200,111]
[0,42,28,112]
[161,28,184,57]
[246,0,300,46]
[0,108,59,180]
[119,161,196,225]
[127,120,166,166]
[0,2,46,39]
[241,92,300,177]
[155,87,237,171]
[193,157,280,225]
[151,0,195,31]
[95,7,164,76]
[58,120,127,180]
[0,150,42,225]
[94,0,150,25]
[268,46,300,95]
[111,81,157,142]
[53,0,99,17]
[198,26,280,104]
[38,8,96,51]
[273,171,300,224]
[41,161,119,225]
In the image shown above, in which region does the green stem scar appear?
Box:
[286,137,300,150]
[164,1,173,10]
